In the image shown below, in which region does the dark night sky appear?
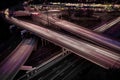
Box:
[0,0,25,10]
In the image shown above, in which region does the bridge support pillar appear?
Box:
[41,38,49,47]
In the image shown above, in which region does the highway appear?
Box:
[19,54,80,80]
[103,22,120,38]
[35,55,80,80]
[13,10,120,34]
[5,16,120,69]
[1,5,120,80]
[32,13,120,52]
[0,38,36,80]
[94,16,120,32]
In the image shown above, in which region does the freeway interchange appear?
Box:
[0,7,120,80]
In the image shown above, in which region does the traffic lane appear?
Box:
[13,11,31,17]
[6,16,120,69]
[32,14,120,51]
[21,18,120,69]
[0,38,36,80]
[32,14,120,52]
[54,20,120,52]
[94,17,120,32]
